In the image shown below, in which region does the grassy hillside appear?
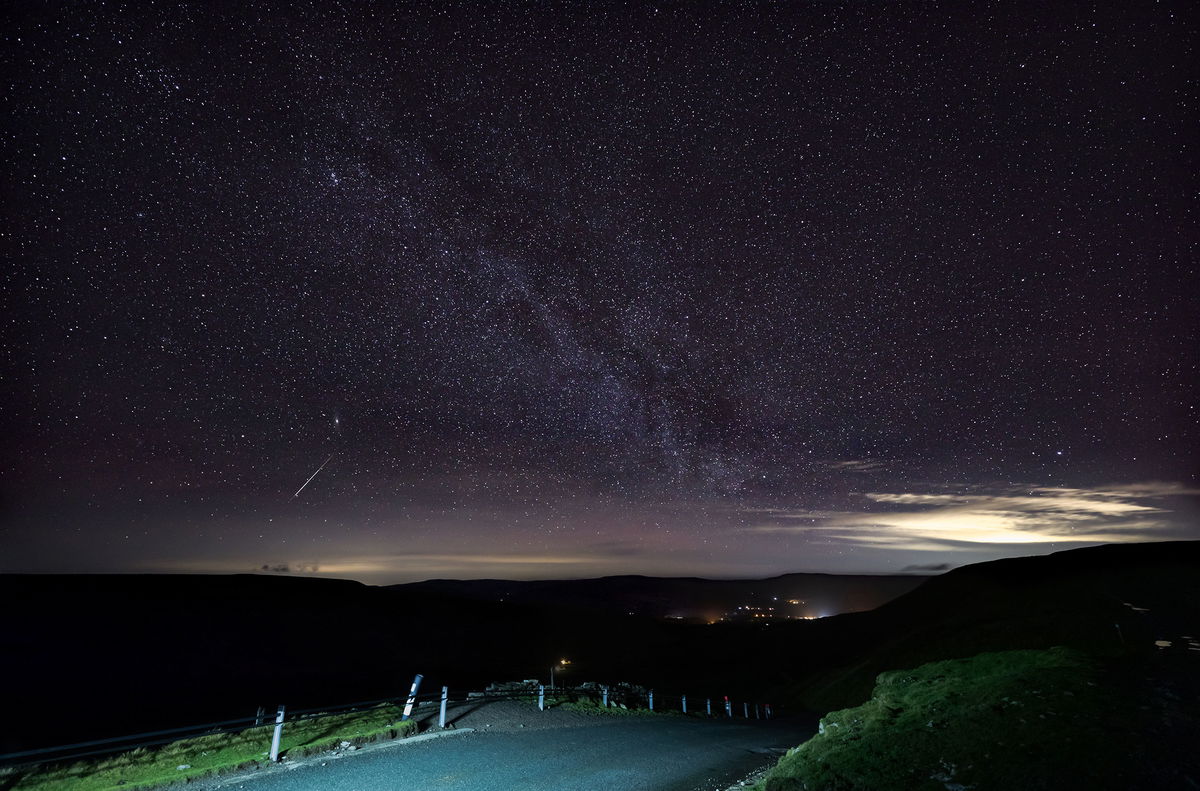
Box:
[755,646,1198,791]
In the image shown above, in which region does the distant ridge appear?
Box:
[390,571,929,619]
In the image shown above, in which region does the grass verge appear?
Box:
[8,704,418,791]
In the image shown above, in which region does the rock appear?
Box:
[176,765,191,771]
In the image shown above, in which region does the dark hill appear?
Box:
[788,540,1200,710]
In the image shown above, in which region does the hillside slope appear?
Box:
[790,540,1200,711]
[759,646,1199,791]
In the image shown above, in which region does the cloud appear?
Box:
[260,562,320,573]
[1087,482,1200,498]
[744,482,1197,551]
[293,553,601,576]
[242,550,668,582]
[901,562,952,572]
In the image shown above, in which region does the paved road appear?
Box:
[209,717,814,791]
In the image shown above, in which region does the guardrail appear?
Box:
[0,675,775,772]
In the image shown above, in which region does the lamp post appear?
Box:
[550,658,571,690]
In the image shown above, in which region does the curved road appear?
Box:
[207,717,814,791]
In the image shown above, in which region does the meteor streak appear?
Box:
[292,454,335,499]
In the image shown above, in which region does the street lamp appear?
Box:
[550,658,571,690]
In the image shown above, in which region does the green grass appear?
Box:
[754,647,1141,791]
[9,704,417,791]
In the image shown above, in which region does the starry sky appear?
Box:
[3,1,1197,584]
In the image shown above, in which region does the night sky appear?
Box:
[3,2,1197,584]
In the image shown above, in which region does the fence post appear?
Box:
[648,690,654,711]
[682,695,687,714]
[602,686,609,708]
[402,674,424,721]
[707,698,712,716]
[269,705,285,762]
[725,696,732,717]
[538,684,545,711]
[743,702,749,718]
[439,686,449,729]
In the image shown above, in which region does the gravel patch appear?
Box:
[409,698,655,733]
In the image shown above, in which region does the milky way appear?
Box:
[3,2,1196,582]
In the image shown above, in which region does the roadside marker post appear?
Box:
[681,695,687,714]
[268,705,285,762]
[706,698,712,716]
[538,685,545,711]
[648,690,654,711]
[602,686,609,708]
[743,702,749,718]
[725,696,732,717]
[755,703,760,719]
[765,704,772,719]
[439,686,449,729]
[255,706,265,727]
[402,674,424,721]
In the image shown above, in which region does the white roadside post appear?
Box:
[602,686,609,708]
[538,684,545,711]
[402,674,424,721]
[706,698,712,716]
[681,695,687,714]
[743,702,749,718]
[725,696,732,717]
[765,703,772,719]
[648,690,654,711]
[439,686,449,729]
[755,703,760,719]
[268,705,285,762]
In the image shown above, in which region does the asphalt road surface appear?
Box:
[208,717,814,791]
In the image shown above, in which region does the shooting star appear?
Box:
[292,453,335,499]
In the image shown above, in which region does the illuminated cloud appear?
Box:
[746,482,1197,551]
[155,545,683,583]
[309,553,605,577]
